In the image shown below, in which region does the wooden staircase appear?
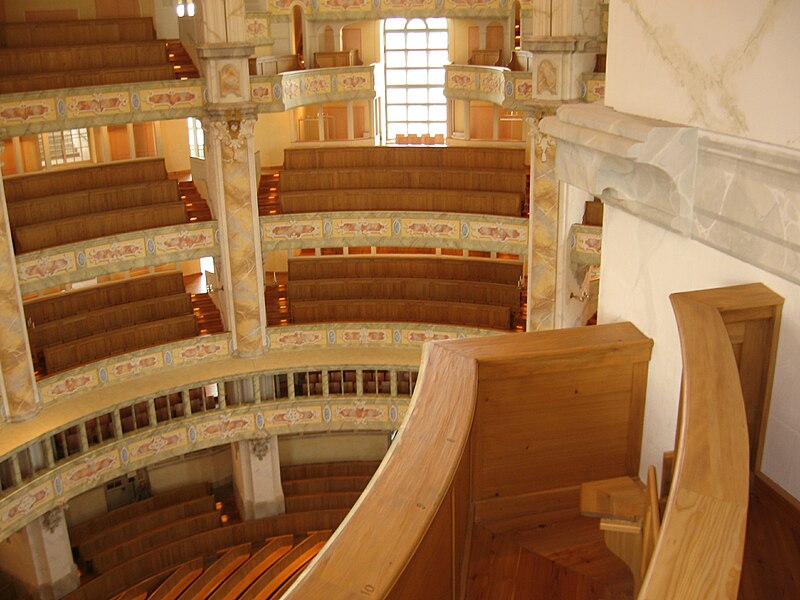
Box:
[264,276,290,326]
[258,169,282,216]
[190,292,225,335]
[178,180,213,223]
[165,40,200,80]
[466,510,634,600]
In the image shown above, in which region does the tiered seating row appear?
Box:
[280,167,526,194]
[283,147,527,170]
[288,278,519,307]
[280,188,522,217]
[0,17,157,48]
[0,18,174,94]
[5,159,187,253]
[287,256,521,286]
[24,272,197,375]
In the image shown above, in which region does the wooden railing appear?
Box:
[282,322,653,597]
[282,284,779,598]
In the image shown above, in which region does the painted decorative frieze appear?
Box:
[569,224,602,265]
[261,211,529,254]
[16,223,219,295]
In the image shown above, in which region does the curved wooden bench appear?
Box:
[24,271,185,325]
[287,277,519,308]
[287,256,522,286]
[284,491,364,513]
[177,543,251,599]
[1,18,156,47]
[290,298,511,330]
[208,535,294,600]
[280,188,522,217]
[239,531,332,600]
[148,559,203,600]
[91,511,222,574]
[78,495,216,562]
[69,482,211,547]
[7,180,179,228]
[282,475,373,496]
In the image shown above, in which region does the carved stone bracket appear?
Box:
[249,436,271,461]
[203,107,257,162]
[540,103,800,284]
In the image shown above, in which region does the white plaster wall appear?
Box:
[599,205,800,499]
[605,0,800,150]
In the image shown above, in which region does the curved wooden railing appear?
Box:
[638,294,750,598]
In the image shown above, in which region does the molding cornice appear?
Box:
[540,104,800,284]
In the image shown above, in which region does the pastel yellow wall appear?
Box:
[64,486,107,528]
[279,432,390,466]
[159,118,192,174]
[147,446,233,494]
[254,111,294,167]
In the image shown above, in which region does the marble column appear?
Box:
[0,507,79,599]
[204,108,268,357]
[0,153,41,422]
[527,124,559,332]
[231,436,285,520]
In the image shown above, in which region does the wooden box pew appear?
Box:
[208,535,294,600]
[145,559,203,600]
[281,461,380,482]
[290,299,511,330]
[28,293,193,357]
[0,64,175,93]
[69,483,212,548]
[174,543,251,600]
[3,158,167,203]
[0,18,157,48]
[239,531,332,600]
[282,475,373,497]
[7,180,179,228]
[284,491,364,514]
[283,147,527,171]
[90,511,223,574]
[313,49,359,68]
[63,509,350,600]
[279,167,527,195]
[78,496,217,562]
[0,40,167,77]
[42,314,198,374]
[287,278,519,308]
[279,188,522,217]
[24,271,185,325]
[13,202,187,253]
[287,256,522,286]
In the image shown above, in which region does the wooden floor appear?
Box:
[466,476,800,599]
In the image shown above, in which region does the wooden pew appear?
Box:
[0,64,176,94]
[176,544,251,599]
[287,278,519,308]
[290,298,511,329]
[287,256,522,286]
[239,531,332,600]
[3,158,167,202]
[24,271,185,325]
[280,461,380,481]
[252,54,301,75]
[69,482,211,547]
[208,535,294,600]
[284,491,364,513]
[7,180,179,228]
[91,512,222,574]
[283,146,527,171]
[29,293,193,358]
[64,509,350,600]
[148,559,204,600]
[469,49,502,66]
[78,495,216,562]
[1,18,156,47]
[110,566,177,600]
[279,187,522,217]
[279,167,526,195]
[282,475,373,497]
[42,314,198,373]
[314,49,359,68]
[13,201,187,253]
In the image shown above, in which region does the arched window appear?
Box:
[383,17,448,141]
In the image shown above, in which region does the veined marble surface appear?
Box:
[605,0,800,151]
[540,103,800,284]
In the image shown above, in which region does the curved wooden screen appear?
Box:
[638,293,752,598]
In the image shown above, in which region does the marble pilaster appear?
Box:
[204,110,268,357]
[0,158,41,422]
[527,124,559,332]
[231,436,285,520]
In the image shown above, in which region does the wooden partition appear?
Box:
[282,322,653,598]
[284,147,526,170]
[1,18,156,47]
[314,50,360,68]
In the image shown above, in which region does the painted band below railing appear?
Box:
[261,211,529,254]
[16,221,219,295]
[444,65,535,110]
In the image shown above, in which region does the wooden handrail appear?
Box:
[638,294,750,598]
